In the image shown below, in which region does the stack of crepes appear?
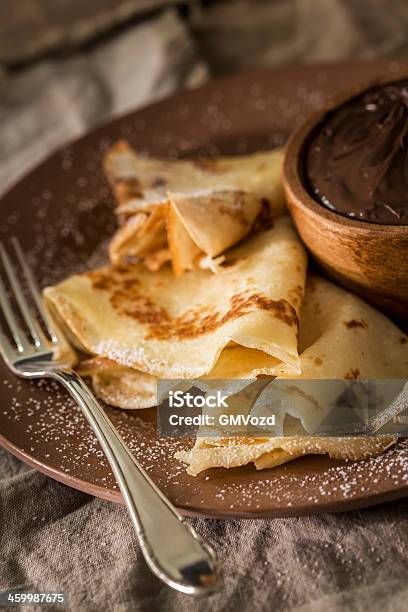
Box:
[44,141,408,476]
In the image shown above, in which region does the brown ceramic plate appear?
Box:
[1,61,408,518]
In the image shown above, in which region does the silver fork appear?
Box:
[0,238,219,596]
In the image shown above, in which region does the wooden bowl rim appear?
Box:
[283,73,408,235]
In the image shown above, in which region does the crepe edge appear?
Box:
[175,436,398,476]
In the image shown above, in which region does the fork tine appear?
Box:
[0,274,30,352]
[11,237,58,343]
[0,328,18,366]
[0,242,44,348]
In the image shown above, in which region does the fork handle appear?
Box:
[53,369,219,595]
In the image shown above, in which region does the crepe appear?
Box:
[77,358,156,410]
[76,358,194,409]
[104,140,285,274]
[202,274,408,380]
[73,274,408,412]
[45,215,307,380]
[175,275,408,474]
[176,435,397,476]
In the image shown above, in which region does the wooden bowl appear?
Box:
[283,76,408,320]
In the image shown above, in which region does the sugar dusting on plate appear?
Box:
[2,374,408,514]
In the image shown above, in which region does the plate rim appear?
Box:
[2,431,408,518]
[0,59,404,203]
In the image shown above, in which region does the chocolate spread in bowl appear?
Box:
[304,79,408,225]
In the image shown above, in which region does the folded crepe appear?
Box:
[202,274,408,380]
[175,275,408,475]
[45,215,307,381]
[104,140,285,274]
[76,274,407,412]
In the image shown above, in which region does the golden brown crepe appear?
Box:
[207,273,408,380]
[104,140,285,274]
[45,215,307,380]
[72,275,407,412]
[175,275,407,475]
[77,357,156,410]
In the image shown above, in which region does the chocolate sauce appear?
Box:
[305,79,408,225]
